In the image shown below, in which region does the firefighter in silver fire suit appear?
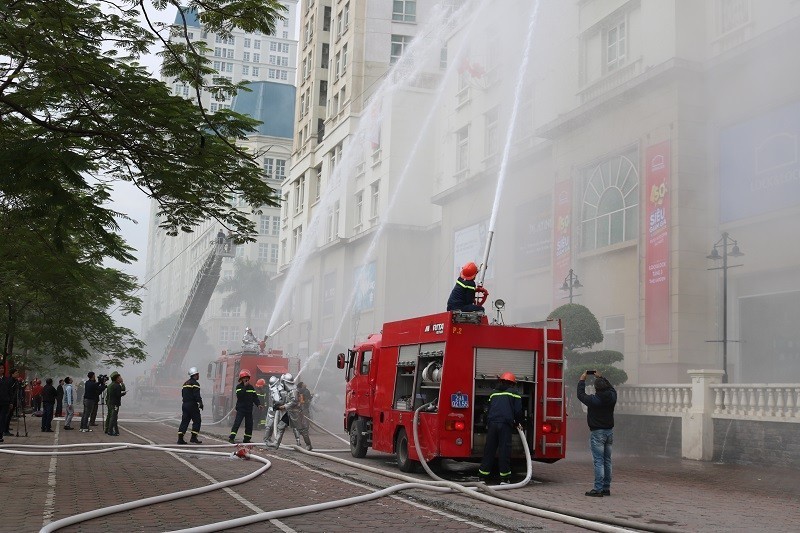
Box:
[263,376,282,444]
[270,373,313,450]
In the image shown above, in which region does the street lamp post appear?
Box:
[560,268,583,304]
[707,232,744,383]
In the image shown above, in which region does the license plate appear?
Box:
[451,393,469,409]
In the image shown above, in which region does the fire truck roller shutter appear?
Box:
[474,348,536,382]
[257,365,286,374]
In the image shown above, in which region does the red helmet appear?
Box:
[239,369,251,379]
[500,371,516,383]
[461,262,478,280]
[255,378,266,387]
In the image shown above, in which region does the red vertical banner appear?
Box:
[645,141,671,344]
[552,179,572,307]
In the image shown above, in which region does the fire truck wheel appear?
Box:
[395,428,418,473]
[349,417,368,458]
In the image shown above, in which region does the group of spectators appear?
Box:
[0,369,126,438]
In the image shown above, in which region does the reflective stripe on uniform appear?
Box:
[489,391,521,401]
[455,279,474,290]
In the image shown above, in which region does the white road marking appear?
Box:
[123,426,296,532]
[267,453,501,531]
[41,426,59,526]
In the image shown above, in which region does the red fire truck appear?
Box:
[337,311,566,472]
[207,347,299,422]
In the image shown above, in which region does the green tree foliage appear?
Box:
[548,304,628,412]
[216,258,275,331]
[0,1,284,370]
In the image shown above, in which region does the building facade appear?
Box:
[142,3,298,366]
[271,0,800,385]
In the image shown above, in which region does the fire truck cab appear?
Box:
[338,311,566,472]
[207,348,297,422]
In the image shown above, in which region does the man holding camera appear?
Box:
[577,370,617,497]
[80,372,107,432]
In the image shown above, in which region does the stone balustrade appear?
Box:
[616,384,693,415]
[711,384,800,420]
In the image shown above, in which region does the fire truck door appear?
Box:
[354,349,373,414]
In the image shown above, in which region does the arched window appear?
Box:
[581,151,639,251]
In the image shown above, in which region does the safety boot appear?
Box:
[303,434,313,451]
[177,434,188,445]
[190,435,203,444]
[243,437,251,444]
[269,428,284,449]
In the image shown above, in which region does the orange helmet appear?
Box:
[255,378,266,387]
[239,369,251,379]
[461,262,479,281]
[500,371,516,383]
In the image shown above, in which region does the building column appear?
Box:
[682,369,725,460]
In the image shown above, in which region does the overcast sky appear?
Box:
[106,3,177,335]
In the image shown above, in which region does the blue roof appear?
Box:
[174,7,201,28]
[232,81,296,139]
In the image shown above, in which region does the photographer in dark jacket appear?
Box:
[55,379,64,417]
[104,372,122,436]
[41,378,57,432]
[80,372,107,432]
[577,371,617,497]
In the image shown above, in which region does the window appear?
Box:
[717,0,750,35]
[264,157,274,178]
[605,20,626,72]
[214,47,222,57]
[392,0,416,22]
[221,304,241,318]
[243,52,250,61]
[456,125,469,173]
[300,93,306,117]
[260,215,270,234]
[269,243,279,263]
[343,3,350,31]
[323,6,332,31]
[242,65,250,75]
[390,35,411,64]
[244,38,251,48]
[334,51,341,78]
[271,41,278,51]
[272,216,280,236]
[355,190,364,229]
[342,43,348,72]
[275,159,286,180]
[360,350,372,375]
[254,39,261,49]
[314,171,322,201]
[219,325,238,345]
[327,201,340,242]
[281,43,289,53]
[282,192,289,221]
[440,44,448,70]
[258,243,270,260]
[292,226,303,254]
[294,176,305,214]
[370,181,380,219]
[580,149,639,252]
[319,80,328,105]
[252,67,260,76]
[281,238,287,263]
[226,49,234,59]
[321,43,329,69]
[603,315,625,353]
[254,53,261,63]
[485,107,498,157]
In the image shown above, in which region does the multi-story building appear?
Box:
[142,4,298,366]
[164,2,299,111]
[274,0,800,386]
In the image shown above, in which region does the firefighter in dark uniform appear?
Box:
[447,261,486,312]
[228,369,260,443]
[255,378,267,429]
[478,372,523,484]
[178,367,203,445]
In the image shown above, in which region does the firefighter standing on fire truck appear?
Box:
[178,367,203,445]
[228,369,260,443]
[447,262,486,312]
[478,372,523,484]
